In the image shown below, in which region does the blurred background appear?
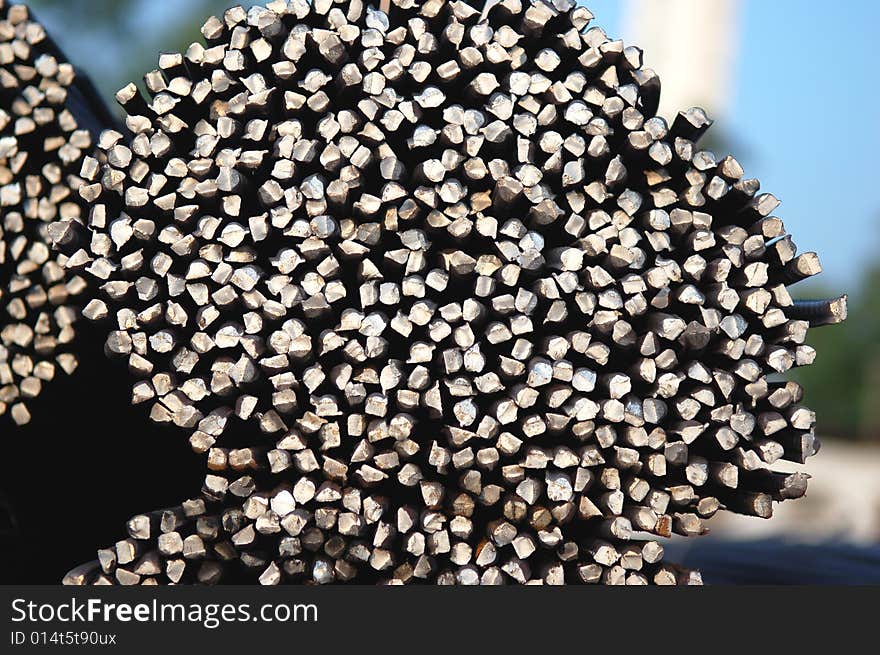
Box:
[8,0,879,581]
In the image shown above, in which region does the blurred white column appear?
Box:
[622,0,741,120]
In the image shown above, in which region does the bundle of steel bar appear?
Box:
[53,0,844,584]
[63,470,702,585]
[0,1,112,425]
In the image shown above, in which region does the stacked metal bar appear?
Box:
[56,0,844,585]
[63,486,698,585]
[0,1,105,425]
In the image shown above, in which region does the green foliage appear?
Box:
[794,270,879,439]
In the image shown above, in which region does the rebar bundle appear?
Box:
[33,0,846,585]
[0,1,112,425]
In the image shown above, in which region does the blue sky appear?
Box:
[588,0,879,296]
